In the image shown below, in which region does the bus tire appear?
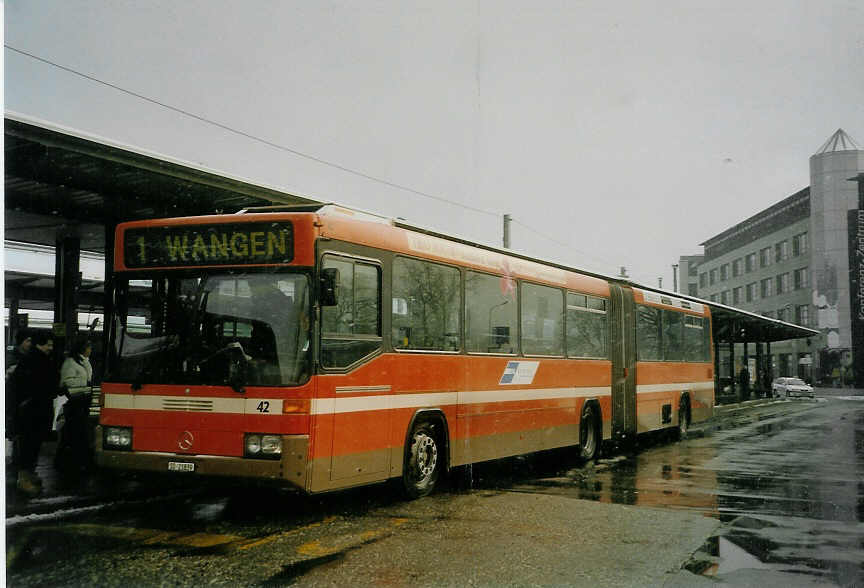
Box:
[402,421,441,499]
[678,395,691,439]
[579,402,601,462]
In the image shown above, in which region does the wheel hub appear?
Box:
[414,434,437,478]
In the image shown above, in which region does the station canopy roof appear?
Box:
[4,112,319,253]
[647,289,820,343]
[4,113,319,313]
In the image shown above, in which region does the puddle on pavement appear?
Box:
[495,401,864,585]
[686,530,863,585]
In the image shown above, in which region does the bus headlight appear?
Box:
[104,426,133,450]
[245,434,282,459]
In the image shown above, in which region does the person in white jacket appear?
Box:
[55,336,94,474]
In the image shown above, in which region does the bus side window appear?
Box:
[320,256,382,368]
[392,257,461,352]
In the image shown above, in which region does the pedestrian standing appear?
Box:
[56,336,94,473]
[5,329,32,376]
[6,330,33,428]
[5,329,33,481]
[8,331,59,495]
[738,366,750,401]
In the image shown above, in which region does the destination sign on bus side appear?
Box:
[123,222,294,268]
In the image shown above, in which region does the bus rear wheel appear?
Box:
[402,422,440,499]
[579,403,600,462]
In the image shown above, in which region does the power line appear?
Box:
[511,218,616,269]
[510,218,657,284]
[5,44,500,218]
[7,45,663,285]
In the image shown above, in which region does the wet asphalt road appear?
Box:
[6,392,864,586]
[509,394,864,586]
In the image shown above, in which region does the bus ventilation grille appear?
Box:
[162,398,215,412]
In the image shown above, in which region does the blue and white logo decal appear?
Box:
[499,361,540,385]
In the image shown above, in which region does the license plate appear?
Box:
[168,461,195,472]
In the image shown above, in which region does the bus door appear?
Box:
[609,284,636,441]
[318,252,389,483]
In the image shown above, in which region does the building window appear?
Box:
[721,290,729,305]
[775,240,789,263]
[746,282,757,302]
[760,247,772,268]
[710,294,718,302]
[720,264,729,281]
[688,263,698,277]
[732,258,743,277]
[794,268,809,290]
[699,272,707,288]
[776,273,790,294]
[760,278,773,298]
[688,283,698,296]
[733,286,742,305]
[709,269,717,285]
[745,253,756,272]
[792,232,808,257]
[795,304,810,326]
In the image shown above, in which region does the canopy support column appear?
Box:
[53,235,80,358]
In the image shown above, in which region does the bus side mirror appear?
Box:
[320,268,339,306]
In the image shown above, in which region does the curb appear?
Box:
[712,397,777,416]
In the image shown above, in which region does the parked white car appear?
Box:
[772,377,815,399]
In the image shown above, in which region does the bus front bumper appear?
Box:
[95,428,310,492]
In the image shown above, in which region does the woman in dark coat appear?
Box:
[9,331,58,495]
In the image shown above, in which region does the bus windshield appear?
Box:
[109,270,311,387]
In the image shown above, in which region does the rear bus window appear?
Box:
[636,305,661,361]
[684,315,705,362]
[662,310,684,361]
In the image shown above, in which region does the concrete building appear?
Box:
[679,129,864,386]
[677,255,704,298]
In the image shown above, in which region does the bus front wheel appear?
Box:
[402,422,441,499]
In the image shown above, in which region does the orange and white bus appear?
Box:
[96,204,714,497]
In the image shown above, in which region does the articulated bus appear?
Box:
[96,204,714,497]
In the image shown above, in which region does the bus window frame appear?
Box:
[519,280,565,359]
[391,254,463,355]
[565,290,610,360]
[635,302,712,364]
[464,268,519,357]
[318,252,384,373]
[110,266,316,387]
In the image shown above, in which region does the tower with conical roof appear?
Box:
[808,128,864,377]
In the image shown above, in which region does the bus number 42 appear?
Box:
[256,401,270,413]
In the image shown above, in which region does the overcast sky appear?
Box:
[5,1,864,287]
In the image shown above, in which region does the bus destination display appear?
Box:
[123,222,294,268]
